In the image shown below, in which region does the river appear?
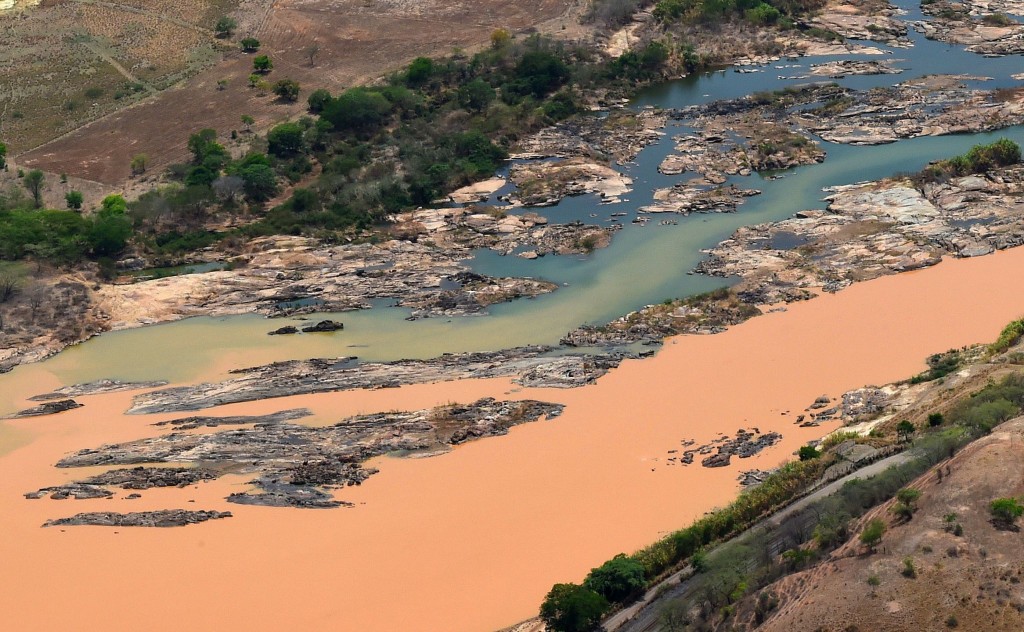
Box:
[2,3,1024,630]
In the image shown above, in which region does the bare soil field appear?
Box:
[13,0,581,185]
[0,0,235,155]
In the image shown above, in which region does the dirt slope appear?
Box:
[750,417,1024,632]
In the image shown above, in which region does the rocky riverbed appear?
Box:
[123,347,624,415]
[41,398,564,514]
[44,510,232,528]
[916,0,1024,55]
[698,165,1024,298]
[393,207,617,259]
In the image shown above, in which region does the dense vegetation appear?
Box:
[917,138,1022,183]
[0,193,132,266]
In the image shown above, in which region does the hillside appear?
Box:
[748,416,1024,631]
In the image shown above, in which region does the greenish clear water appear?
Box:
[4,3,1024,391]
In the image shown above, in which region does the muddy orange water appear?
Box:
[3,249,1024,632]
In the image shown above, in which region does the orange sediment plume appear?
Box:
[2,249,1024,631]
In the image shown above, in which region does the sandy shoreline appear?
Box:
[2,248,1024,631]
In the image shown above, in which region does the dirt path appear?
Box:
[79,40,148,87]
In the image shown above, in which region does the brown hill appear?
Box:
[742,417,1024,632]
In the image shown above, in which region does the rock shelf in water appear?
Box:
[39,399,564,517]
[44,510,232,528]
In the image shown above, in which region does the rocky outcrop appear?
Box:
[397,273,559,319]
[562,290,762,347]
[125,348,622,415]
[153,408,313,430]
[396,208,617,259]
[29,379,169,401]
[301,319,344,333]
[43,510,232,527]
[268,326,299,335]
[26,466,218,499]
[808,59,902,78]
[8,399,82,418]
[666,429,784,468]
[916,0,1024,55]
[50,398,563,513]
[511,109,666,165]
[508,157,632,206]
[93,236,560,331]
[811,0,909,45]
[697,166,1024,301]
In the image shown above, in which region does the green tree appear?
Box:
[405,57,434,86]
[238,163,278,201]
[90,196,131,256]
[798,445,820,461]
[320,88,393,136]
[272,79,301,102]
[0,142,6,170]
[253,55,273,73]
[65,190,84,210]
[859,518,886,552]
[267,122,305,157]
[539,583,609,632]
[896,420,916,441]
[307,89,332,114]
[513,50,569,98]
[989,497,1024,527]
[240,37,260,52]
[23,169,45,208]
[891,488,922,521]
[240,114,255,132]
[214,16,237,38]
[928,412,944,427]
[187,129,218,162]
[583,554,646,603]
[458,79,496,113]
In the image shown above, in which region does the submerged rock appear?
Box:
[8,399,83,418]
[44,510,232,527]
[301,320,343,333]
[268,326,299,335]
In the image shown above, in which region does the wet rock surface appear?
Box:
[51,398,563,513]
[561,289,762,347]
[301,319,344,333]
[125,348,621,414]
[267,326,299,335]
[154,408,313,430]
[228,488,353,509]
[666,429,783,468]
[26,484,113,500]
[8,399,83,418]
[27,467,219,500]
[29,380,169,401]
[44,510,232,527]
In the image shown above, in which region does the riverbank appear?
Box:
[3,244,1024,631]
